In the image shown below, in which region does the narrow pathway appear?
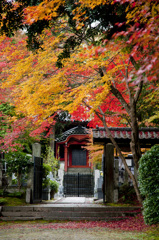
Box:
[38,197,104,208]
[54,197,95,204]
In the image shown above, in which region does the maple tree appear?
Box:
[0,0,159,204]
[0,33,42,151]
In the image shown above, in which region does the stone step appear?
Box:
[1,210,132,218]
[44,211,134,218]
[1,206,34,212]
[1,217,43,221]
[2,212,43,217]
[1,216,128,221]
[0,205,141,221]
[1,206,141,212]
[43,216,128,221]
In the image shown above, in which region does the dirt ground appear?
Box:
[0,224,146,240]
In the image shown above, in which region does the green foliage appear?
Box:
[118,183,137,205]
[138,145,159,225]
[0,189,3,197]
[43,146,59,175]
[5,151,32,177]
[50,180,59,193]
[0,197,26,206]
[0,103,15,116]
[50,180,59,199]
[0,198,7,205]
[0,102,35,152]
[7,192,23,198]
[145,226,159,240]
[0,103,15,138]
[12,179,18,185]
[42,163,52,189]
[43,163,52,175]
[4,150,32,189]
[42,163,59,195]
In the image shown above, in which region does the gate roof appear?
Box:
[56,126,90,143]
[93,127,159,148]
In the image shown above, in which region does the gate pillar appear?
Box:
[26,143,42,203]
[104,143,115,203]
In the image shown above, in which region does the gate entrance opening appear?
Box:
[63,173,94,197]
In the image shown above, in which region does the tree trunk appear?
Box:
[108,79,143,203]
[98,107,143,204]
[129,100,141,170]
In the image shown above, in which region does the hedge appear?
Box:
[138,145,159,225]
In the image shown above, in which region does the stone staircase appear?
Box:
[0,205,141,221]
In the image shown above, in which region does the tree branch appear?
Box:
[129,55,139,70]
[129,55,143,103]
[134,80,143,103]
[110,84,130,115]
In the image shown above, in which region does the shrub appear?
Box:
[50,180,59,193]
[42,163,52,189]
[50,180,59,199]
[0,198,7,205]
[4,150,32,190]
[138,145,159,225]
[12,179,18,185]
[118,183,137,204]
[7,192,23,198]
[0,190,3,197]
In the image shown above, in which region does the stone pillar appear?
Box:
[32,143,41,158]
[94,169,100,199]
[114,159,119,188]
[26,143,41,203]
[26,162,34,204]
[104,143,114,203]
[94,169,100,190]
[102,151,106,203]
[114,159,119,203]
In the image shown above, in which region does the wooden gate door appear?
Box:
[63,173,94,197]
[72,148,87,166]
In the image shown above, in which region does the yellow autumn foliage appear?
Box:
[1,0,158,127]
[24,0,65,24]
[126,1,159,24]
[1,26,125,123]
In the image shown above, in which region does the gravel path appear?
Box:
[0,223,144,240]
[0,198,146,239]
